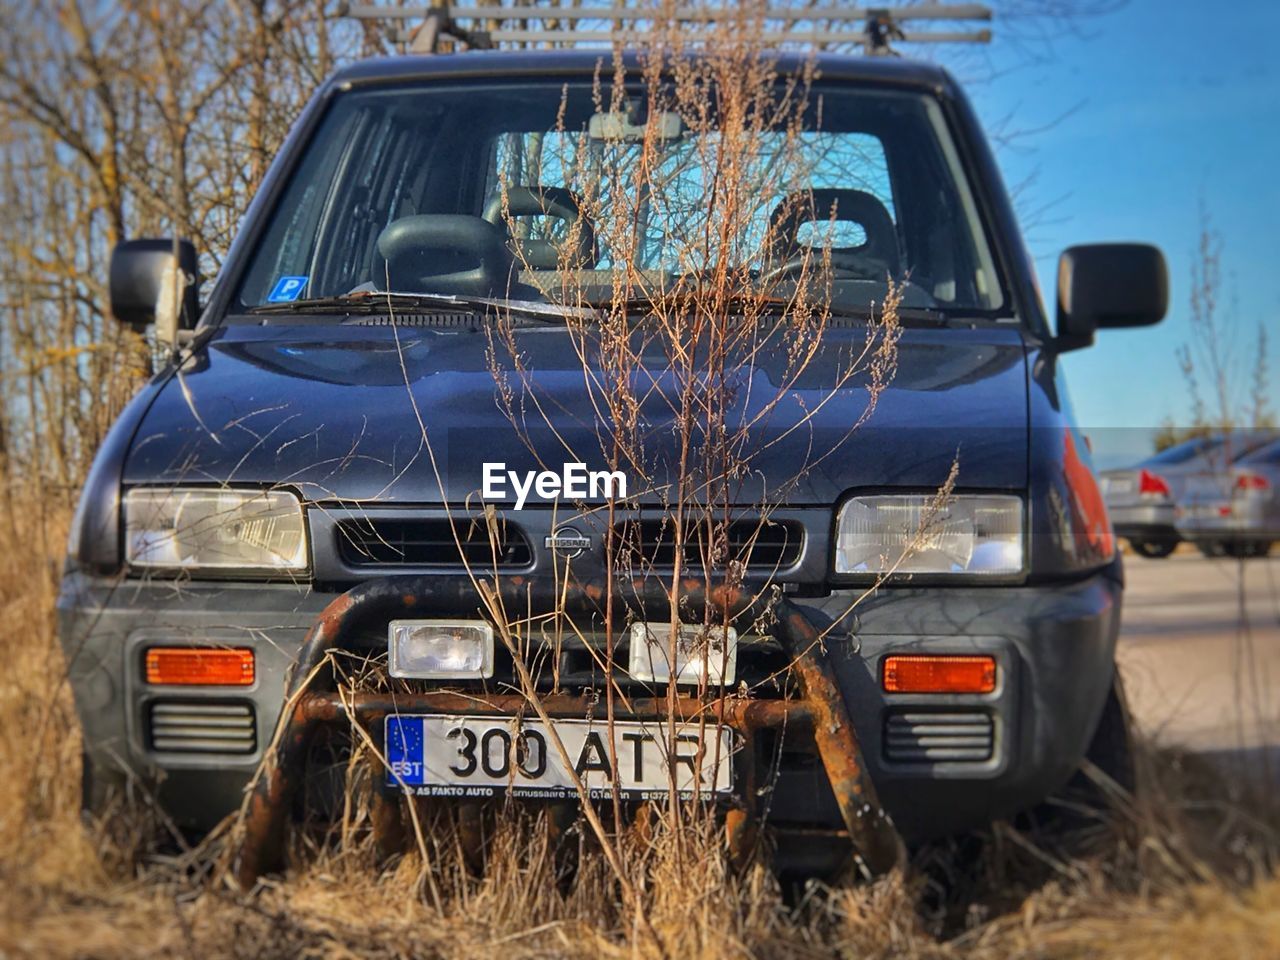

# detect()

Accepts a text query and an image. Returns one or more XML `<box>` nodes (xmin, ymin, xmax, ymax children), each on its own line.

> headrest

<box><xmin>766</xmin><ymin>188</ymin><xmax>899</xmax><ymax>275</ymax></box>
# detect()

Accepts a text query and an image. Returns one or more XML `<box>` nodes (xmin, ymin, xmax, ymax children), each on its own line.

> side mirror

<box><xmin>1054</xmin><ymin>243</ymin><xmax>1167</xmax><ymax>352</ymax></box>
<box><xmin>109</xmin><ymin>238</ymin><xmax>200</xmax><ymax>346</ymax></box>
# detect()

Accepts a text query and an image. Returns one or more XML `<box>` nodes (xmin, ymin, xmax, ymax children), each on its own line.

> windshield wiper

<box><xmin>592</xmin><ymin>293</ymin><xmax>796</xmax><ymax>314</ymax></box>
<box><xmin>246</xmin><ymin>290</ymin><xmax>587</xmax><ymax>323</ymax></box>
<box><xmin>250</xmin><ymin>291</ymin><xmax>995</xmax><ymax>328</ymax></box>
<box><xmin>822</xmin><ymin>304</ymin><xmax>953</xmax><ymax>325</ymax></box>
<box><xmin>593</xmin><ymin>294</ymin><xmax>956</xmax><ymax>325</ymax></box>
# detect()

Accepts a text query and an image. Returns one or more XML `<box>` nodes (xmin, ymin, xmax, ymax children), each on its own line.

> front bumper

<box><xmin>59</xmin><ymin>565</ymin><xmax>1122</xmax><ymax>855</ymax></box>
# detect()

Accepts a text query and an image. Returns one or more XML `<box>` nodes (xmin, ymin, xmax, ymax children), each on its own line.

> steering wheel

<box><xmin>376</xmin><ymin>215</ymin><xmax>514</xmax><ymax>297</ymax></box>
<box><xmin>483</xmin><ymin>186</ymin><xmax>597</xmax><ymax>270</ymax></box>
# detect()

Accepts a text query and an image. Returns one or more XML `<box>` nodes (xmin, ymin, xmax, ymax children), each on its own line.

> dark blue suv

<box><xmin>59</xmin><ymin>50</ymin><xmax>1168</xmax><ymax>879</ymax></box>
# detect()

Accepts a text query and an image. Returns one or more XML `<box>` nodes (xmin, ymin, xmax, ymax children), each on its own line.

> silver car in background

<box><xmin>1101</xmin><ymin>433</ymin><xmax>1273</xmax><ymax>558</ymax></box>
<box><xmin>1176</xmin><ymin>438</ymin><xmax>1280</xmax><ymax>558</ymax></box>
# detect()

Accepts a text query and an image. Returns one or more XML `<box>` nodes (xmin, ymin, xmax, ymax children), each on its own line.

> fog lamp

<box><xmin>628</xmin><ymin>622</ymin><xmax>737</xmax><ymax>686</ymax></box>
<box><xmin>388</xmin><ymin>620</ymin><xmax>494</xmax><ymax>679</ymax></box>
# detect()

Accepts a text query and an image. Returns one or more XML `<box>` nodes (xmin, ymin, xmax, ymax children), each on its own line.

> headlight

<box><xmin>835</xmin><ymin>495</ymin><xmax>1023</xmax><ymax>576</ymax></box>
<box><xmin>124</xmin><ymin>488</ymin><xmax>308</xmax><ymax>574</ymax></box>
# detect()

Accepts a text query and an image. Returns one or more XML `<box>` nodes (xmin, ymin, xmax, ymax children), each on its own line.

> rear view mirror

<box><xmin>109</xmin><ymin>238</ymin><xmax>200</xmax><ymax>346</ymax></box>
<box><xmin>1054</xmin><ymin>243</ymin><xmax>1167</xmax><ymax>352</ymax></box>
<box><xmin>588</xmin><ymin>109</ymin><xmax>683</xmax><ymax>142</ymax></box>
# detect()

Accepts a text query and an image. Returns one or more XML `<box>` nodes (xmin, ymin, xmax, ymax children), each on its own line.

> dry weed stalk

<box><xmin>472</xmin><ymin>2</ymin><xmax>907</xmax><ymax>894</ymax></box>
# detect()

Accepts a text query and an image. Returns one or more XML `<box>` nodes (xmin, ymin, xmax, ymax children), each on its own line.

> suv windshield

<box><xmin>236</xmin><ymin>80</ymin><xmax>1006</xmax><ymax>315</ymax></box>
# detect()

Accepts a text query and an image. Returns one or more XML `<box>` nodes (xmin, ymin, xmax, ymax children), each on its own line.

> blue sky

<box><xmin>951</xmin><ymin>0</ymin><xmax>1279</xmax><ymax>464</ymax></box>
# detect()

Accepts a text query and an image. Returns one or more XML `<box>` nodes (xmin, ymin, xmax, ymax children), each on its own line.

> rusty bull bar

<box><xmin>230</xmin><ymin>576</ymin><xmax>905</xmax><ymax>886</ymax></box>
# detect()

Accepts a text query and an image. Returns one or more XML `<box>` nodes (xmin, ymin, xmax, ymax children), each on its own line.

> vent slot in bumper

<box><xmin>883</xmin><ymin>711</ymin><xmax>993</xmax><ymax>763</ymax></box>
<box><xmin>336</xmin><ymin>517</ymin><xmax>533</xmax><ymax>568</ymax></box>
<box><xmin>148</xmin><ymin>701</ymin><xmax>256</xmax><ymax>754</ymax></box>
<box><xmin>343</xmin><ymin>311</ymin><xmax>484</xmax><ymax>328</ymax></box>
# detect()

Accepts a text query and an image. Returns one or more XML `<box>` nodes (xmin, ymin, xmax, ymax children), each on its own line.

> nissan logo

<box><xmin>544</xmin><ymin>525</ymin><xmax>591</xmax><ymax>560</ymax></box>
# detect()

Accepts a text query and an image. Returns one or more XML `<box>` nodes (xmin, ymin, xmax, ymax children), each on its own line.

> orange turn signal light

<box><xmin>145</xmin><ymin>647</ymin><xmax>255</xmax><ymax>686</ymax></box>
<box><xmin>882</xmin><ymin>655</ymin><xmax>996</xmax><ymax>694</ymax></box>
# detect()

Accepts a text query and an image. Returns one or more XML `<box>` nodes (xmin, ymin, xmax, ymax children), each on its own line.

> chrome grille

<box><xmin>148</xmin><ymin>701</ymin><xmax>256</xmax><ymax>754</ymax></box>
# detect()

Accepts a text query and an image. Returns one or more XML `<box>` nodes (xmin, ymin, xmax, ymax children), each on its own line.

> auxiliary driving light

<box><xmin>882</xmin><ymin>654</ymin><xmax>997</xmax><ymax>694</ymax></box>
<box><xmin>388</xmin><ymin>620</ymin><xmax>494</xmax><ymax>679</ymax></box>
<box><xmin>145</xmin><ymin>647</ymin><xmax>255</xmax><ymax>686</ymax></box>
<box><xmin>628</xmin><ymin>621</ymin><xmax>738</xmax><ymax>686</ymax></box>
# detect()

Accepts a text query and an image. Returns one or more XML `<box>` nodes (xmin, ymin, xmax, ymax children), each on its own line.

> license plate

<box><xmin>1104</xmin><ymin>478</ymin><xmax>1134</xmax><ymax>495</ymax></box>
<box><xmin>384</xmin><ymin>714</ymin><xmax>734</xmax><ymax>799</ymax></box>
<box><xmin>1181</xmin><ymin>503</ymin><xmax>1225</xmax><ymax>519</ymax></box>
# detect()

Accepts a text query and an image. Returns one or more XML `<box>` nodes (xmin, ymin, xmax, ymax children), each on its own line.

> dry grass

<box><xmin>1</xmin><ymin>3</ymin><xmax>1275</xmax><ymax>955</ymax></box>
<box><xmin>0</xmin><ymin>510</ymin><xmax>1277</xmax><ymax>959</ymax></box>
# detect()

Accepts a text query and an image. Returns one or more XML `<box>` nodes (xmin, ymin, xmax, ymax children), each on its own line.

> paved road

<box><xmin>1117</xmin><ymin>549</ymin><xmax>1280</xmax><ymax>772</ymax></box>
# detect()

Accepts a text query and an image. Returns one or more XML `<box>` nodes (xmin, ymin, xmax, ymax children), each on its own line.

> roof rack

<box><xmin>341</xmin><ymin>3</ymin><xmax>993</xmax><ymax>57</ymax></box>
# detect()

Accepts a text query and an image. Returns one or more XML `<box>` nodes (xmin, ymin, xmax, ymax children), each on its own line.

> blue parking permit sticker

<box><xmin>385</xmin><ymin>715</ymin><xmax>425</xmax><ymax>786</ymax></box>
<box><xmin>266</xmin><ymin>275</ymin><xmax>309</xmax><ymax>303</ymax></box>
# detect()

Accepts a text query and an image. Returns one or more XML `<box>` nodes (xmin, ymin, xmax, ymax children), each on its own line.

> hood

<box><xmin>123</xmin><ymin>321</ymin><xmax>1029</xmax><ymax>505</ymax></box>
